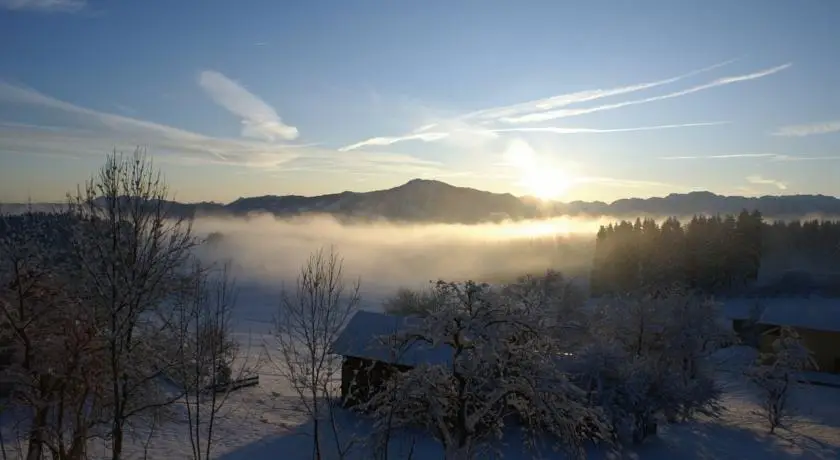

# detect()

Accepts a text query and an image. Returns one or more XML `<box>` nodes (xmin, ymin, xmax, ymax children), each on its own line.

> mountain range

<box><xmin>3</xmin><ymin>179</ymin><xmax>840</xmax><ymax>224</ymax></box>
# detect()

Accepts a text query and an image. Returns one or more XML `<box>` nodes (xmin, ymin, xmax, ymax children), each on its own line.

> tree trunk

<box><xmin>444</xmin><ymin>444</ymin><xmax>472</xmax><ymax>460</ymax></box>
<box><xmin>111</xmin><ymin>422</ymin><xmax>123</xmax><ymax>460</ymax></box>
<box><xmin>25</xmin><ymin>407</ymin><xmax>49</xmax><ymax>460</ymax></box>
<box><xmin>312</xmin><ymin>403</ymin><xmax>321</xmax><ymax>460</ymax></box>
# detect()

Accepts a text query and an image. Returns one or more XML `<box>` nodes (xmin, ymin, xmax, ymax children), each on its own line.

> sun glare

<box><xmin>523</xmin><ymin>168</ymin><xmax>573</xmax><ymax>201</ymax></box>
<box><xmin>504</xmin><ymin>139</ymin><xmax>576</xmax><ymax>201</ymax></box>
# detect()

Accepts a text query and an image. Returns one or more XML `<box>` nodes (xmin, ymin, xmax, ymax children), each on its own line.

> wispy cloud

<box><xmin>340</xmin><ymin>60</ymin><xmax>786</xmax><ymax>151</ymax></box>
<box><xmin>772</xmin><ymin>154</ymin><xmax>840</xmax><ymax>162</ymax></box>
<box><xmin>339</xmin><ymin>132</ymin><xmax>451</xmax><ymax>152</ymax></box>
<box><xmin>339</xmin><ymin>121</ymin><xmax>726</xmax><ymax>152</ymax></box>
<box><xmin>0</xmin><ymin>81</ymin><xmax>443</xmax><ymax>177</ymax></box>
<box><xmin>747</xmin><ymin>175</ymin><xmax>788</xmax><ymax>190</ymax></box>
<box><xmin>501</xmin><ymin>63</ymin><xmax>791</xmax><ymax>124</ymax></box>
<box><xmin>659</xmin><ymin>153</ymin><xmax>779</xmax><ymax>160</ymax></box>
<box><xmin>575</xmin><ymin>176</ymin><xmax>678</xmax><ymax>190</ymax></box>
<box><xmin>493</xmin><ymin>121</ymin><xmax>728</xmax><ymax>135</ymax></box>
<box><xmin>0</xmin><ymin>0</ymin><xmax>85</xmax><ymax>12</ymax></box>
<box><xmin>198</xmin><ymin>70</ymin><xmax>299</xmax><ymax>142</ymax></box>
<box><xmin>659</xmin><ymin>153</ymin><xmax>840</xmax><ymax>162</ymax></box>
<box><xmin>772</xmin><ymin>120</ymin><xmax>840</xmax><ymax>137</ymax></box>
<box><xmin>462</xmin><ymin>59</ymin><xmax>737</xmax><ymax>122</ymax></box>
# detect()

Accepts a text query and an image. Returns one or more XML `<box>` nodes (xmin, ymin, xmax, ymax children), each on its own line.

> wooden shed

<box><xmin>724</xmin><ymin>297</ymin><xmax>840</xmax><ymax>374</ymax></box>
<box><xmin>330</xmin><ymin>310</ymin><xmax>452</xmax><ymax>407</ymax></box>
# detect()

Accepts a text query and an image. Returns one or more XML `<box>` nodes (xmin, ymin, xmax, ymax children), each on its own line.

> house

<box><xmin>330</xmin><ymin>310</ymin><xmax>452</xmax><ymax>407</ymax></box>
<box><xmin>723</xmin><ymin>297</ymin><xmax>840</xmax><ymax>374</ymax></box>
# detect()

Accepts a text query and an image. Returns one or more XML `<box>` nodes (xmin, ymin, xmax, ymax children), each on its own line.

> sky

<box><xmin>1</xmin><ymin>0</ymin><xmax>839</xmax><ymax>204</ymax></box>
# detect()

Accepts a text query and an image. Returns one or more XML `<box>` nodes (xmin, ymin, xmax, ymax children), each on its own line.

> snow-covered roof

<box><xmin>721</xmin><ymin>298</ymin><xmax>840</xmax><ymax>333</ymax></box>
<box><xmin>331</xmin><ymin>310</ymin><xmax>453</xmax><ymax>368</ymax></box>
<box><xmin>721</xmin><ymin>300</ymin><xmax>757</xmax><ymax>321</ymax></box>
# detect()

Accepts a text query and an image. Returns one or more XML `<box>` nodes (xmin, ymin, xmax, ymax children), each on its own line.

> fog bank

<box><xmin>192</xmin><ymin>213</ymin><xmax>607</xmax><ymax>297</ymax></box>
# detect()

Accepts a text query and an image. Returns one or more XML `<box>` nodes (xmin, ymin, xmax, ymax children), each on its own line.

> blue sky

<box><xmin>1</xmin><ymin>0</ymin><xmax>839</xmax><ymax>203</ymax></box>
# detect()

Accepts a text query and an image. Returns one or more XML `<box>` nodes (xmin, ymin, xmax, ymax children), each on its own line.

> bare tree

<box><xmin>0</xmin><ymin>211</ymin><xmax>109</xmax><ymax>460</ymax></box>
<box><xmin>175</xmin><ymin>260</ymin><xmax>252</xmax><ymax>460</ymax></box>
<box><xmin>382</xmin><ymin>285</ymin><xmax>442</xmax><ymax>317</ymax></box>
<box><xmin>271</xmin><ymin>247</ymin><xmax>360</xmax><ymax>460</ymax></box>
<box><xmin>746</xmin><ymin>326</ymin><xmax>815</xmax><ymax>433</ymax></box>
<box><xmin>66</xmin><ymin>151</ymin><xmax>199</xmax><ymax>459</ymax></box>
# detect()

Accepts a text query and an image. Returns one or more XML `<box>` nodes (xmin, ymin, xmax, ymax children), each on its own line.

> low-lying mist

<box><xmin>191</xmin><ymin>213</ymin><xmax>611</xmax><ymax>298</ymax></box>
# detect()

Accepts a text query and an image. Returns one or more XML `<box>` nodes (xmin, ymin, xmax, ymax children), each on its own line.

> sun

<box><xmin>503</xmin><ymin>139</ymin><xmax>576</xmax><ymax>201</ymax></box>
<box><xmin>523</xmin><ymin>168</ymin><xmax>573</xmax><ymax>201</ymax></box>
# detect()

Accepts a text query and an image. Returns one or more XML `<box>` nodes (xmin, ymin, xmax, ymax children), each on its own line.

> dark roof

<box><xmin>331</xmin><ymin>310</ymin><xmax>453</xmax><ymax>368</ymax></box>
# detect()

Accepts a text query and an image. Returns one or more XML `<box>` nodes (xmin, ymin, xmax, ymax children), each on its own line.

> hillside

<box><xmin>4</xmin><ymin>179</ymin><xmax>840</xmax><ymax>223</ymax></box>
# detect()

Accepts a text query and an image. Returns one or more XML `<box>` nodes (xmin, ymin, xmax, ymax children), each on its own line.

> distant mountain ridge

<box><xmin>3</xmin><ymin>179</ymin><xmax>840</xmax><ymax>223</ymax></box>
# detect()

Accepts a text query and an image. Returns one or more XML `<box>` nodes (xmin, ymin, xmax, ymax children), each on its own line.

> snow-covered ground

<box><xmin>3</xmin><ymin>286</ymin><xmax>839</xmax><ymax>460</ymax></box>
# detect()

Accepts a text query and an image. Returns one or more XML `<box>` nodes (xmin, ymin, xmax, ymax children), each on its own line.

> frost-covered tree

<box><xmin>582</xmin><ymin>290</ymin><xmax>728</xmax><ymax>437</ymax></box>
<box><xmin>0</xmin><ymin>211</ymin><xmax>107</xmax><ymax>460</ymax></box>
<box><xmin>173</xmin><ymin>261</ymin><xmax>247</xmax><ymax>460</ymax></box>
<box><xmin>500</xmin><ymin>270</ymin><xmax>587</xmax><ymax>339</ymax></box>
<box><xmin>65</xmin><ymin>151</ymin><xmax>200</xmax><ymax>460</ymax></box>
<box><xmin>365</xmin><ymin>280</ymin><xmax>607</xmax><ymax>460</ymax></box>
<box><xmin>272</xmin><ymin>247</ymin><xmax>360</xmax><ymax>460</ymax></box>
<box><xmin>746</xmin><ymin>326</ymin><xmax>815</xmax><ymax>433</ymax></box>
<box><xmin>382</xmin><ymin>285</ymin><xmax>442</xmax><ymax>317</ymax></box>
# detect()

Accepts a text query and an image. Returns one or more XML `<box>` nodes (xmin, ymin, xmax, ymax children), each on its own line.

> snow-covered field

<box><xmin>3</xmin><ymin>286</ymin><xmax>839</xmax><ymax>459</ymax></box>
<box><xmin>16</xmin><ymin>344</ymin><xmax>834</xmax><ymax>460</ymax></box>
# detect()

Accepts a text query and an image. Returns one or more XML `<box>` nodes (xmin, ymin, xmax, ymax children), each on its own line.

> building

<box><xmin>330</xmin><ymin>310</ymin><xmax>452</xmax><ymax>407</ymax></box>
<box><xmin>723</xmin><ymin>297</ymin><xmax>840</xmax><ymax>374</ymax></box>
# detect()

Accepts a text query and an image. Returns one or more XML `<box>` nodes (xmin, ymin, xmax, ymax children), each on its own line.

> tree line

<box><xmin>590</xmin><ymin>211</ymin><xmax>840</xmax><ymax>297</ymax></box>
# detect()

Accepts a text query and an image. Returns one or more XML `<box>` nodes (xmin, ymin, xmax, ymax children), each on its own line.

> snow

<box><xmin>4</xmin><ymin>291</ymin><xmax>840</xmax><ymax>460</ymax></box>
<box><xmin>130</xmin><ymin>359</ymin><xmax>840</xmax><ymax>460</ymax></box>
<box><xmin>330</xmin><ymin>310</ymin><xmax>454</xmax><ymax>367</ymax></box>
<box><xmin>7</xmin><ymin>339</ymin><xmax>835</xmax><ymax>460</ymax></box>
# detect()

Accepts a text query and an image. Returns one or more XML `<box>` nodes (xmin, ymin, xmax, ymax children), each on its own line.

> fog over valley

<box><xmin>192</xmin><ymin>213</ymin><xmax>602</xmax><ymax>326</ymax></box>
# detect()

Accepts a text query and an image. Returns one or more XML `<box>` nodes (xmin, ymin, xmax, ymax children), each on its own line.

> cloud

<box><xmin>747</xmin><ymin>175</ymin><xmax>788</xmax><ymax>190</ymax></box>
<box><xmin>339</xmin><ymin>60</ymin><xmax>784</xmax><ymax>152</ymax></box>
<box><xmin>198</xmin><ymin>70</ymin><xmax>299</xmax><ymax>142</ymax></box>
<box><xmin>772</xmin><ymin>120</ymin><xmax>840</xmax><ymax>137</ymax></box>
<box><xmin>0</xmin><ymin>81</ymin><xmax>441</xmax><ymax>176</ymax></box>
<box><xmin>772</xmin><ymin>154</ymin><xmax>840</xmax><ymax>162</ymax></box>
<box><xmin>462</xmin><ymin>59</ymin><xmax>737</xmax><ymax>122</ymax></box>
<box><xmin>501</xmin><ymin>63</ymin><xmax>791</xmax><ymax>124</ymax></box>
<box><xmin>658</xmin><ymin>153</ymin><xmax>840</xmax><ymax>162</ymax></box>
<box><xmin>0</xmin><ymin>0</ymin><xmax>84</xmax><ymax>12</ymax></box>
<box><xmin>493</xmin><ymin>121</ymin><xmax>728</xmax><ymax>135</ymax></box>
<box><xmin>575</xmin><ymin>176</ymin><xmax>678</xmax><ymax>190</ymax></box>
<box><xmin>659</xmin><ymin>153</ymin><xmax>779</xmax><ymax>160</ymax></box>
<box><xmin>339</xmin><ymin>132</ymin><xmax>451</xmax><ymax>152</ymax></box>
<box><xmin>339</xmin><ymin>120</ymin><xmax>725</xmax><ymax>152</ymax></box>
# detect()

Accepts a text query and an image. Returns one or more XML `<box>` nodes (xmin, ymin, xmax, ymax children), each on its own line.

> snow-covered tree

<box><xmin>365</xmin><ymin>280</ymin><xmax>607</xmax><ymax>460</ymax></box>
<box><xmin>500</xmin><ymin>270</ymin><xmax>588</xmax><ymax>345</ymax></box>
<box><xmin>382</xmin><ymin>285</ymin><xmax>442</xmax><ymax>317</ymax></box>
<box><xmin>746</xmin><ymin>326</ymin><xmax>815</xmax><ymax>433</ymax></box>
<box><xmin>65</xmin><ymin>151</ymin><xmax>200</xmax><ymax>460</ymax></box>
<box><xmin>581</xmin><ymin>290</ymin><xmax>729</xmax><ymax>437</ymax></box>
<box><xmin>0</xmin><ymin>211</ymin><xmax>111</xmax><ymax>460</ymax></box>
<box><xmin>271</xmin><ymin>246</ymin><xmax>360</xmax><ymax>460</ymax></box>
